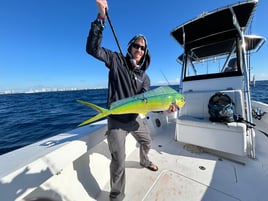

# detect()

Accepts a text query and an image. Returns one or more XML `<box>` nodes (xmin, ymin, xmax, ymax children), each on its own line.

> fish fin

<box><xmin>77</xmin><ymin>100</ymin><xmax>106</xmax><ymax>113</ymax></box>
<box><xmin>78</xmin><ymin>113</ymin><xmax>107</xmax><ymax>126</ymax></box>
<box><xmin>77</xmin><ymin>100</ymin><xmax>109</xmax><ymax>126</ymax></box>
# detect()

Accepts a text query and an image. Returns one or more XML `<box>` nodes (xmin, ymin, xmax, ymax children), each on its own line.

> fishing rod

<box><xmin>160</xmin><ymin>69</ymin><xmax>171</xmax><ymax>85</ymax></box>
<box><xmin>105</xmin><ymin>9</ymin><xmax>124</xmax><ymax>56</ymax></box>
<box><xmin>105</xmin><ymin>9</ymin><xmax>138</xmax><ymax>93</ymax></box>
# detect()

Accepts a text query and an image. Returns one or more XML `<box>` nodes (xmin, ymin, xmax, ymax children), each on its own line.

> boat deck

<box><xmin>1</xmin><ymin>107</ymin><xmax>267</xmax><ymax>201</ymax></box>
<box><xmin>96</xmin><ymin>114</ymin><xmax>268</xmax><ymax>201</ymax></box>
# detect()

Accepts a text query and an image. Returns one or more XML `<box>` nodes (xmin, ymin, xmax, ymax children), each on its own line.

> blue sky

<box><xmin>0</xmin><ymin>0</ymin><xmax>267</xmax><ymax>92</ymax></box>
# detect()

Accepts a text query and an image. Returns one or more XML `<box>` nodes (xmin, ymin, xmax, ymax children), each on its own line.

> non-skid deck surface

<box><xmin>96</xmin><ymin>128</ymin><xmax>249</xmax><ymax>201</ymax></box>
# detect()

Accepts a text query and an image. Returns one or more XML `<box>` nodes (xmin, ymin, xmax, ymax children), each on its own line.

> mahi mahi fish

<box><xmin>77</xmin><ymin>86</ymin><xmax>185</xmax><ymax>126</ymax></box>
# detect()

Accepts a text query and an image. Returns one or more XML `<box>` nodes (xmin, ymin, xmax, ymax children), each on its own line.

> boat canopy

<box><xmin>171</xmin><ymin>0</ymin><xmax>260</xmax><ymax>61</ymax></box>
<box><xmin>244</xmin><ymin>34</ymin><xmax>266</xmax><ymax>53</ymax></box>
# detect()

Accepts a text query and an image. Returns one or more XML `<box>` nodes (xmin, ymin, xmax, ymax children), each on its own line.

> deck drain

<box><xmin>199</xmin><ymin>166</ymin><xmax>206</xmax><ymax>170</ymax></box>
<box><xmin>155</xmin><ymin>119</ymin><xmax>161</xmax><ymax>127</ymax></box>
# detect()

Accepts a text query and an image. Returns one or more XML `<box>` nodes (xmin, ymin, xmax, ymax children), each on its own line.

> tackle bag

<box><xmin>208</xmin><ymin>92</ymin><xmax>234</xmax><ymax>123</ymax></box>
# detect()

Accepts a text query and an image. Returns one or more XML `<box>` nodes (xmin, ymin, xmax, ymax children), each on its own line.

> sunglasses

<box><xmin>132</xmin><ymin>43</ymin><xmax>146</xmax><ymax>51</ymax></box>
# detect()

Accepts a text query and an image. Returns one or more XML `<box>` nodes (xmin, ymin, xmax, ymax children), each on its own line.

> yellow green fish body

<box><xmin>77</xmin><ymin>86</ymin><xmax>185</xmax><ymax>126</ymax></box>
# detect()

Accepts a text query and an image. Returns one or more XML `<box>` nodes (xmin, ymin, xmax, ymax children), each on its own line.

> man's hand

<box><xmin>96</xmin><ymin>0</ymin><xmax>108</xmax><ymax>18</ymax></box>
<box><xmin>167</xmin><ymin>103</ymin><xmax>178</xmax><ymax>113</ymax></box>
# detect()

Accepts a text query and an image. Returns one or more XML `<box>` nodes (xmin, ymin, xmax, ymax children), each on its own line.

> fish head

<box><xmin>173</xmin><ymin>94</ymin><xmax>185</xmax><ymax>108</ymax></box>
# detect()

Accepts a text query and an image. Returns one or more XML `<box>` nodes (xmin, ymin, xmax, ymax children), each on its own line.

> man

<box><xmin>86</xmin><ymin>0</ymin><xmax>159</xmax><ymax>200</ymax></box>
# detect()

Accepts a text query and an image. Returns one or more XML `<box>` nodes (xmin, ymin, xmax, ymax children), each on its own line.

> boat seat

<box><xmin>176</xmin><ymin>89</ymin><xmax>247</xmax><ymax>156</ymax></box>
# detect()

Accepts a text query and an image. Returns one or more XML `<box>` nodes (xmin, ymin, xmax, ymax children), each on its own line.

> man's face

<box><xmin>131</xmin><ymin>37</ymin><xmax>145</xmax><ymax>64</ymax></box>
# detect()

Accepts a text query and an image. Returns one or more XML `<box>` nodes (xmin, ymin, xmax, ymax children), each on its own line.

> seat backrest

<box><xmin>180</xmin><ymin>89</ymin><xmax>245</xmax><ymax>119</ymax></box>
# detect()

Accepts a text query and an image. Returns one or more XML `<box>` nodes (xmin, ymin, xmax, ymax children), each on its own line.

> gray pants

<box><xmin>106</xmin><ymin>115</ymin><xmax>151</xmax><ymax>201</ymax></box>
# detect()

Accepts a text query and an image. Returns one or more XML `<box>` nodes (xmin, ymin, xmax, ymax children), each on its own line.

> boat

<box><xmin>1</xmin><ymin>0</ymin><xmax>267</xmax><ymax>200</ymax></box>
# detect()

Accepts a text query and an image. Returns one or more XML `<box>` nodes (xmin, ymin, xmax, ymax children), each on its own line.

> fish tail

<box><xmin>77</xmin><ymin>100</ymin><xmax>109</xmax><ymax>126</ymax></box>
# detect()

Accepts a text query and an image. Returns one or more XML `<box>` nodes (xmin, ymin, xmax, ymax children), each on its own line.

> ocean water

<box><xmin>0</xmin><ymin>88</ymin><xmax>108</xmax><ymax>155</ymax></box>
<box><xmin>0</xmin><ymin>82</ymin><xmax>267</xmax><ymax>155</ymax></box>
